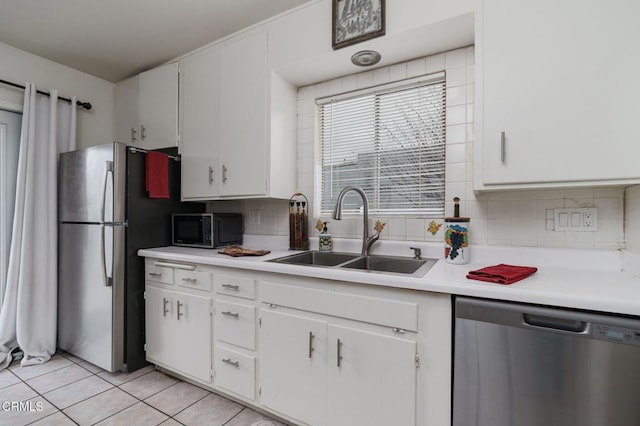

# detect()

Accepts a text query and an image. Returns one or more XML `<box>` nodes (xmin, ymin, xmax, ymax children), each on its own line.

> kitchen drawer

<box><xmin>214</xmin><ymin>346</ymin><xmax>256</xmax><ymax>400</ymax></box>
<box><xmin>176</xmin><ymin>269</ymin><xmax>212</xmax><ymax>292</ymax></box>
<box><xmin>145</xmin><ymin>264</ymin><xmax>174</xmax><ymax>285</ymax></box>
<box><xmin>214</xmin><ymin>299</ymin><xmax>256</xmax><ymax>350</ymax></box>
<box><xmin>214</xmin><ymin>274</ymin><xmax>256</xmax><ymax>300</ymax></box>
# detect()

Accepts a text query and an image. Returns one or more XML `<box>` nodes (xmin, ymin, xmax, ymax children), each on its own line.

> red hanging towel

<box><xmin>466</xmin><ymin>264</ymin><xmax>538</xmax><ymax>285</ymax></box>
<box><xmin>145</xmin><ymin>151</ymin><xmax>170</xmax><ymax>199</ymax></box>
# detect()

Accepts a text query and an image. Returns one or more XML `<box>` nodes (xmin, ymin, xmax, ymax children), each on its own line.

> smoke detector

<box><xmin>351</xmin><ymin>50</ymin><xmax>382</xmax><ymax>67</ymax></box>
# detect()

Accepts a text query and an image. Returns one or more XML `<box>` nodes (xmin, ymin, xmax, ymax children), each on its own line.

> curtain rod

<box><xmin>0</xmin><ymin>78</ymin><xmax>92</xmax><ymax>110</ymax></box>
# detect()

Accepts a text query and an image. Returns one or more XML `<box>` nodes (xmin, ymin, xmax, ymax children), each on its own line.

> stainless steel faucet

<box><xmin>332</xmin><ymin>186</ymin><xmax>380</xmax><ymax>256</ymax></box>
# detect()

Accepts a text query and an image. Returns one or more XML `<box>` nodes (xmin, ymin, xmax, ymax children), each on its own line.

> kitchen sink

<box><xmin>340</xmin><ymin>255</ymin><xmax>437</xmax><ymax>277</ymax></box>
<box><xmin>269</xmin><ymin>251</ymin><xmax>361</xmax><ymax>266</ymax></box>
<box><xmin>269</xmin><ymin>251</ymin><xmax>437</xmax><ymax>277</ymax></box>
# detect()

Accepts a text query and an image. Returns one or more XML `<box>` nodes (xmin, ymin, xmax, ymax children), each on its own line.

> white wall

<box><xmin>0</xmin><ymin>41</ymin><xmax>114</xmax><ymax>148</ymax></box>
<box><xmin>268</xmin><ymin>0</ymin><xmax>475</xmax><ymax>86</ymax></box>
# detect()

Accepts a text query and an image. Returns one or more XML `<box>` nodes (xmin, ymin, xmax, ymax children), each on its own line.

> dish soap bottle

<box><xmin>319</xmin><ymin>222</ymin><xmax>333</xmax><ymax>252</ymax></box>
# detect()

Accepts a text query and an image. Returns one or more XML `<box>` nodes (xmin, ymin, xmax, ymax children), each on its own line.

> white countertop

<box><xmin>138</xmin><ymin>236</ymin><xmax>640</xmax><ymax>316</ymax></box>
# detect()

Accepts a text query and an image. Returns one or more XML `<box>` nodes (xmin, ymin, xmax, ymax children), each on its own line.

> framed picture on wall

<box><xmin>332</xmin><ymin>0</ymin><xmax>385</xmax><ymax>50</ymax></box>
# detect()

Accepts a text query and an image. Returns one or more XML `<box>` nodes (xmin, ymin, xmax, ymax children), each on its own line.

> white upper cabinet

<box><xmin>218</xmin><ymin>30</ymin><xmax>268</xmax><ymax>197</ymax></box>
<box><xmin>179</xmin><ymin>28</ymin><xmax>297</xmax><ymax>201</ymax></box>
<box><xmin>180</xmin><ymin>46</ymin><xmax>220</xmax><ymax>199</ymax></box>
<box><xmin>114</xmin><ymin>62</ymin><xmax>179</xmax><ymax>150</ymax></box>
<box><xmin>138</xmin><ymin>62</ymin><xmax>179</xmax><ymax>150</ymax></box>
<box><xmin>475</xmin><ymin>0</ymin><xmax>640</xmax><ymax>190</ymax></box>
<box><xmin>114</xmin><ymin>75</ymin><xmax>140</xmax><ymax>145</ymax></box>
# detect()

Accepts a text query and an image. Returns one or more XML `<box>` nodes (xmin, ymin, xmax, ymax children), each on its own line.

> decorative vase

<box><xmin>444</xmin><ymin>218</ymin><xmax>470</xmax><ymax>264</ymax></box>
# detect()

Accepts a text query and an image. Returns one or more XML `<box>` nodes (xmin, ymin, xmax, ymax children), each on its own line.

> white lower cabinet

<box><xmin>326</xmin><ymin>324</ymin><xmax>416</xmax><ymax>426</ymax></box>
<box><xmin>259</xmin><ymin>279</ymin><xmax>427</xmax><ymax>426</ymax></box>
<box><xmin>143</xmin><ymin>257</ymin><xmax>451</xmax><ymax>426</ymax></box>
<box><xmin>144</xmin><ymin>285</ymin><xmax>212</xmax><ymax>383</ymax></box>
<box><xmin>260</xmin><ymin>308</ymin><xmax>417</xmax><ymax>426</ymax></box>
<box><xmin>260</xmin><ymin>309</ymin><xmax>328</xmax><ymax>426</ymax></box>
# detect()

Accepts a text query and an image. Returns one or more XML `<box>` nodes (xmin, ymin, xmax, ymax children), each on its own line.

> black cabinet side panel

<box><xmin>124</xmin><ymin>147</ymin><xmax>205</xmax><ymax>372</ymax></box>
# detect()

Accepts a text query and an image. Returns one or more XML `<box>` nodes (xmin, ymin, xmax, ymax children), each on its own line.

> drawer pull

<box><xmin>163</xmin><ymin>297</ymin><xmax>169</xmax><ymax>317</ymax></box>
<box><xmin>148</xmin><ymin>272</ymin><xmax>161</xmax><ymax>277</ymax></box>
<box><xmin>181</xmin><ymin>277</ymin><xmax>197</xmax><ymax>283</ymax></box>
<box><xmin>392</xmin><ymin>328</ymin><xmax>406</xmax><ymax>334</ymax></box>
<box><xmin>154</xmin><ymin>261</ymin><xmax>196</xmax><ymax>271</ymax></box>
<box><xmin>222</xmin><ymin>358</ymin><xmax>239</xmax><ymax>368</ymax></box>
<box><xmin>221</xmin><ymin>284</ymin><xmax>240</xmax><ymax>290</ymax></box>
<box><xmin>176</xmin><ymin>300</ymin><xmax>184</xmax><ymax>320</ymax></box>
<box><xmin>222</xmin><ymin>311</ymin><xmax>240</xmax><ymax>318</ymax></box>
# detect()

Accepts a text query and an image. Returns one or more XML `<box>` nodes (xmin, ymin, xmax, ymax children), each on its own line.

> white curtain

<box><xmin>0</xmin><ymin>83</ymin><xmax>76</xmax><ymax>369</ymax></box>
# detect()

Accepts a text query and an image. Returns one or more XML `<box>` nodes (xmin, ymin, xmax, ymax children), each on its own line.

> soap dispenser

<box><xmin>318</xmin><ymin>222</ymin><xmax>333</xmax><ymax>252</ymax></box>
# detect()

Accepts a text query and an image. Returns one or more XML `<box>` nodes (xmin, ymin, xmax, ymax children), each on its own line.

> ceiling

<box><xmin>0</xmin><ymin>0</ymin><xmax>312</xmax><ymax>83</ymax></box>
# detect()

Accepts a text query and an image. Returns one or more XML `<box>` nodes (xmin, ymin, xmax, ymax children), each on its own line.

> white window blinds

<box><xmin>317</xmin><ymin>73</ymin><xmax>446</xmax><ymax>216</ymax></box>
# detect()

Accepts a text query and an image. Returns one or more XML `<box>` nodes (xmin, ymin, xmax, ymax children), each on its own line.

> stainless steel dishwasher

<box><xmin>453</xmin><ymin>296</ymin><xmax>640</xmax><ymax>426</ymax></box>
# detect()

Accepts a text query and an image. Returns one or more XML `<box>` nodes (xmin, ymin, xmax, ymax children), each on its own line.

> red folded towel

<box><xmin>466</xmin><ymin>264</ymin><xmax>538</xmax><ymax>285</ymax></box>
<box><xmin>145</xmin><ymin>151</ymin><xmax>170</xmax><ymax>199</ymax></box>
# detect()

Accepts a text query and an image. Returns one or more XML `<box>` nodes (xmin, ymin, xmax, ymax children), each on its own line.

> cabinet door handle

<box><xmin>181</xmin><ymin>277</ymin><xmax>197</xmax><ymax>283</ymax></box>
<box><xmin>140</xmin><ymin>125</ymin><xmax>146</xmax><ymax>140</ymax></box>
<box><xmin>221</xmin><ymin>311</ymin><xmax>239</xmax><ymax>318</ymax></box>
<box><xmin>131</xmin><ymin>127</ymin><xmax>137</xmax><ymax>143</ymax></box>
<box><xmin>222</xmin><ymin>164</ymin><xmax>228</xmax><ymax>184</ymax></box>
<box><xmin>222</xmin><ymin>358</ymin><xmax>240</xmax><ymax>368</ymax></box>
<box><xmin>162</xmin><ymin>297</ymin><xmax>169</xmax><ymax>317</ymax></box>
<box><xmin>208</xmin><ymin>166</ymin><xmax>214</xmax><ymax>185</ymax></box>
<box><xmin>308</xmin><ymin>331</ymin><xmax>315</xmax><ymax>359</ymax></box>
<box><xmin>337</xmin><ymin>338</ymin><xmax>343</xmax><ymax>367</ymax></box>
<box><xmin>176</xmin><ymin>300</ymin><xmax>184</xmax><ymax>320</ymax></box>
<box><xmin>221</xmin><ymin>283</ymin><xmax>239</xmax><ymax>290</ymax></box>
<box><xmin>500</xmin><ymin>131</ymin><xmax>506</xmax><ymax>163</ymax></box>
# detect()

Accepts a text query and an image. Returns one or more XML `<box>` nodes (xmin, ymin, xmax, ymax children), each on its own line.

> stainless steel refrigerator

<box><xmin>58</xmin><ymin>142</ymin><xmax>203</xmax><ymax>372</ymax></box>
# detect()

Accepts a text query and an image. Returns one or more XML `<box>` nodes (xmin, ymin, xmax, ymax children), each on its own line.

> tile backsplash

<box><xmin>208</xmin><ymin>46</ymin><xmax>632</xmax><ymax>251</ymax></box>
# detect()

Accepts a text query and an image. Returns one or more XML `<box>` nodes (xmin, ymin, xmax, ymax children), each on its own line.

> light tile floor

<box><xmin>0</xmin><ymin>351</ymin><xmax>287</xmax><ymax>426</ymax></box>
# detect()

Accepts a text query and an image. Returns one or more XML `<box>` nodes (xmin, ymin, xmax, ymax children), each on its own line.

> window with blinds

<box><xmin>317</xmin><ymin>73</ymin><xmax>446</xmax><ymax>217</ymax></box>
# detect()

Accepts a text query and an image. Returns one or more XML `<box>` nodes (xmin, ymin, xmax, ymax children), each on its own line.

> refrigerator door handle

<box><xmin>101</xmin><ymin>161</ymin><xmax>113</xmax><ymax>223</ymax></box>
<box><xmin>100</xmin><ymin>224</ymin><xmax>108</xmax><ymax>286</ymax></box>
<box><xmin>100</xmin><ymin>161</ymin><xmax>113</xmax><ymax>288</ymax></box>
<box><xmin>101</xmin><ymin>224</ymin><xmax>112</xmax><ymax>287</ymax></box>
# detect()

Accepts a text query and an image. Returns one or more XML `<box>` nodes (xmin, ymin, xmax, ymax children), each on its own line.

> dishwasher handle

<box><xmin>523</xmin><ymin>313</ymin><xmax>588</xmax><ymax>333</ymax></box>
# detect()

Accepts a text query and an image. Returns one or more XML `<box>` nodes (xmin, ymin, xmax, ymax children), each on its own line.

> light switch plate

<box><xmin>248</xmin><ymin>210</ymin><xmax>261</xmax><ymax>225</ymax></box>
<box><xmin>553</xmin><ymin>207</ymin><xmax>598</xmax><ymax>232</ymax></box>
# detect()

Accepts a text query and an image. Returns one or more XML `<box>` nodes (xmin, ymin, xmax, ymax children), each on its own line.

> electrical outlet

<box><xmin>584</xmin><ymin>210</ymin><xmax>595</xmax><ymax>228</ymax></box>
<box><xmin>554</xmin><ymin>207</ymin><xmax>598</xmax><ymax>232</ymax></box>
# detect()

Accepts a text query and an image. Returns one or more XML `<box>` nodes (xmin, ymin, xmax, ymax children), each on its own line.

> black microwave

<box><xmin>171</xmin><ymin>213</ymin><xmax>243</xmax><ymax>248</ymax></box>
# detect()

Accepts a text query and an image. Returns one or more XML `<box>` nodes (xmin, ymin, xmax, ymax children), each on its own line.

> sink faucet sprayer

<box><xmin>332</xmin><ymin>186</ymin><xmax>380</xmax><ymax>256</ymax></box>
